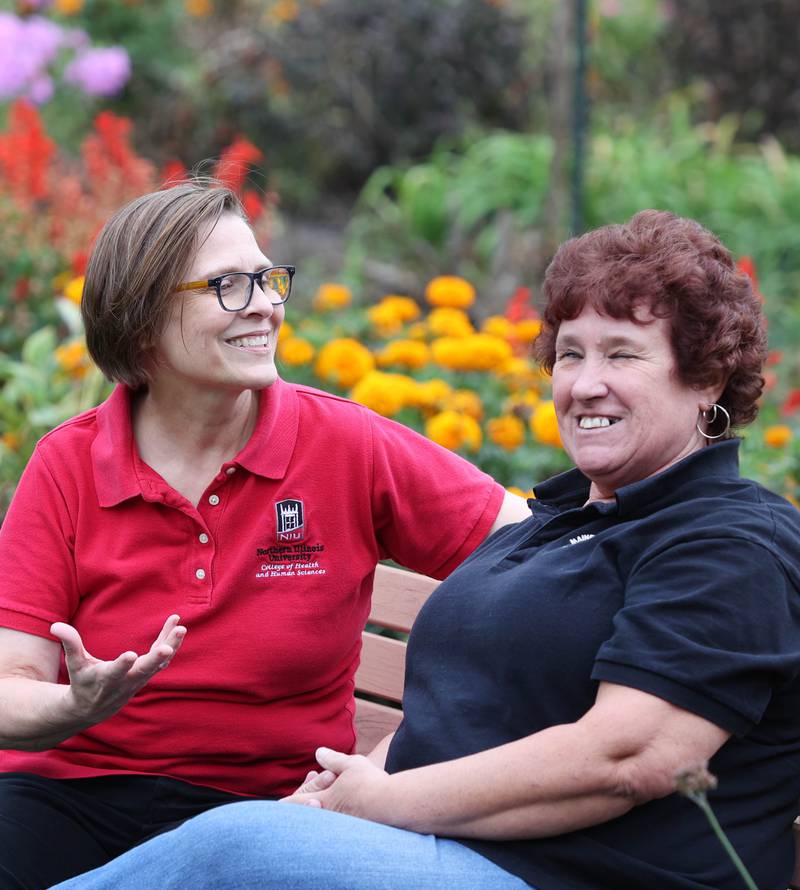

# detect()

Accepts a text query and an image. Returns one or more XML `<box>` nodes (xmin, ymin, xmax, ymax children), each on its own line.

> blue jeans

<box><xmin>50</xmin><ymin>800</ymin><xmax>532</xmax><ymax>889</ymax></box>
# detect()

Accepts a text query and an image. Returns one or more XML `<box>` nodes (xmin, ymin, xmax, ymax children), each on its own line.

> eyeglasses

<box><xmin>176</xmin><ymin>265</ymin><xmax>295</xmax><ymax>312</ymax></box>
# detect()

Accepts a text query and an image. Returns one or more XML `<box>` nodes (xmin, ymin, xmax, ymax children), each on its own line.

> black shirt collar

<box><xmin>533</xmin><ymin>439</ymin><xmax>741</xmax><ymax>515</ymax></box>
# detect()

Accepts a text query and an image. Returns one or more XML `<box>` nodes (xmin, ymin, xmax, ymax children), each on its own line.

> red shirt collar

<box><xmin>91</xmin><ymin>379</ymin><xmax>299</xmax><ymax>507</ymax></box>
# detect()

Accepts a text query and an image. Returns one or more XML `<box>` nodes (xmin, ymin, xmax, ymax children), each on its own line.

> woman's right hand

<box><xmin>50</xmin><ymin>614</ymin><xmax>187</xmax><ymax>725</ymax></box>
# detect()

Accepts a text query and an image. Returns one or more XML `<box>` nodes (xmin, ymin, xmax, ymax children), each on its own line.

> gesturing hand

<box><xmin>50</xmin><ymin>614</ymin><xmax>187</xmax><ymax>727</ymax></box>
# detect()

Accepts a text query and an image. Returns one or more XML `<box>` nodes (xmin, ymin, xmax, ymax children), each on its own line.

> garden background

<box><xmin>1</xmin><ymin>0</ymin><xmax>800</xmax><ymax>518</ymax></box>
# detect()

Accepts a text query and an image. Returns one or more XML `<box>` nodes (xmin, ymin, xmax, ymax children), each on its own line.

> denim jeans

<box><xmin>50</xmin><ymin>800</ymin><xmax>532</xmax><ymax>890</ymax></box>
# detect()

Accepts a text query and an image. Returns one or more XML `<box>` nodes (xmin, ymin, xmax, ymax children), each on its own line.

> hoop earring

<box><xmin>696</xmin><ymin>403</ymin><xmax>731</xmax><ymax>440</ymax></box>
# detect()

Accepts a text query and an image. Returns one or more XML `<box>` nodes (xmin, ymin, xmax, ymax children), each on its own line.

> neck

<box><xmin>133</xmin><ymin>382</ymin><xmax>260</xmax><ymax>465</ymax></box>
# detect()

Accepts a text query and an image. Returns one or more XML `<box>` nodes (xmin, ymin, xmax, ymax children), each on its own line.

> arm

<box><xmin>284</xmin><ymin>681</ymin><xmax>729</xmax><ymax>839</ymax></box>
<box><xmin>0</xmin><ymin>617</ymin><xmax>186</xmax><ymax>751</ymax></box>
<box><xmin>486</xmin><ymin>491</ymin><xmax>529</xmax><ymax>537</ymax></box>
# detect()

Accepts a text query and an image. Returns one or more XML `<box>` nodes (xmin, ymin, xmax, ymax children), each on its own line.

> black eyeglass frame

<box><xmin>176</xmin><ymin>265</ymin><xmax>296</xmax><ymax>312</ymax></box>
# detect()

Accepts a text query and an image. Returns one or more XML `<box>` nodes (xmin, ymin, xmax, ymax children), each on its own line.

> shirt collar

<box><xmin>92</xmin><ymin>378</ymin><xmax>299</xmax><ymax>507</ymax></box>
<box><xmin>533</xmin><ymin>439</ymin><xmax>741</xmax><ymax>516</ymax></box>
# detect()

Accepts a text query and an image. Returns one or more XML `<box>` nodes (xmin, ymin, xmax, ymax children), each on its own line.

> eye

<box><xmin>556</xmin><ymin>349</ymin><xmax>581</xmax><ymax>361</ymax></box>
<box><xmin>610</xmin><ymin>352</ymin><xmax>635</xmax><ymax>360</ymax></box>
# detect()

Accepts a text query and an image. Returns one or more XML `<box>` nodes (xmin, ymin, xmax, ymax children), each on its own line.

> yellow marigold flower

<box><xmin>506</xmin><ymin>485</ymin><xmax>535</xmax><ymax>499</ymax></box>
<box><xmin>1</xmin><ymin>432</ymin><xmax>22</xmax><ymax>452</ymax></box>
<box><xmin>504</xmin><ymin>389</ymin><xmax>541</xmax><ymax>421</ymax></box>
<box><xmin>764</xmin><ymin>425</ymin><xmax>793</xmax><ymax>448</ymax></box>
<box><xmin>406</xmin><ymin>322</ymin><xmax>428</xmax><ymax>340</ymax></box>
<box><xmin>313</xmin><ymin>283</ymin><xmax>352</xmax><ymax>312</ymax></box>
<box><xmin>531</xmin><ymin>400</ymin><xmax>562</xmax><ymax>448</ymax></box>
<box><xmin>380</xmin><ymin>295</ymin><xmax>421</xmax><ymax>322</ymax></box>
<box><xmin>185</xmin><ymin>0</ymin><xmax>212</xmax><ymax>15</ymax></box>
<box><xmin>496</xmin><ymin>356</ymin><xmax>540</xmax><ymax>389</ymax></box>
<box><xmin>488</xmin><ymin>415</ymin><xmax>526</xmax><ymax>451</ymax></box>
<box><xmin>514</xmin><ymin>319</ymin><xmax>542</xmax><ymax>342</ymax></box>
<box><xmin>278</xmin><ymin>321</ymin><xmax>294</xmax><ymax>341</ymax></box>
<box><xmin>446</xmin><ymin>389</ymin><xmax>484</xmax><ymax>420</ymax></box>
<box><xmin>408</xmin><ymin>378</ymin><xmax>453</xmax><ymax>413</ymax></box>
<box><xmin>55</xmin><ymin>340</ymin><xmax>91</xmax><ymax>379</ymax></box>
<box><xmin>425</xmin><ymin>275</ymin><xmax>476</xmax><ymax>309</ymax></box>
<box><xmin>315</xmin><ymin>338</ymin><xmax>375</xmax><ymax>388</ymax></box>
<box><xmin>482</xmin><ymin>315</ymin><xmax>515</xmax><ymax>339</ymax></box>
<box><xmin>428</xmin><ymin>307</ymin><xmax>474</xmax><ymax>338</ymax></box>
<box><xmin>63</xmin><ymin>276</ymin><xmax>84</xmax><ymax>306</ymax></box>
<box><xmin>54</xmin><ymin>0</ymin><xmax>84</xmax><ymax>14</ymax></box>
<box><xmin>350</xmin><ymin>371</ymin><xmax>414</xmax><ymax>417</ymax></box>
<box><xmin>266</xmin><ymin>0</ymin><xmax>300</xmax><ymax>22</ymax></box>
<box><xmin>425</xmin><ymin>410</ymin><xmax>482</xmax><ymax>452</ymax></box>
<box><xmin>377</xmin><ymin>339</ymin><xmax>430</xmax><ymax>370</ymax></box>
<box><xmin>278</xmin><ymin>336</ymin><xmax>315</xmax><ymax>366</ymax></box>
<box><xmin>431</xmin><ymin>334</ymin><xmax>512</xmax><ymax>372</ymax></box>
<box><xmin>368</xmin><ymin>304</ymin><xmax>405</xmax><ymax>338</ymax></box>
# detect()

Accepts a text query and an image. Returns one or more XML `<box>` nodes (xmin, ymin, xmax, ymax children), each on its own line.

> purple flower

<box><xmin>0</xmin><ymin>13</ymin><xmax>64</xmax><ymax>99</ymax></box>
<box><xmin>63</xmin><ymin>46</ymin><xmax>131</xmax><ymax>97</ymax></box>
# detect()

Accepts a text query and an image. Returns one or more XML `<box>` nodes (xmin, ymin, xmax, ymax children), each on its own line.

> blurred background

<box><xmin>2</xmin><ymin>0</ymin><xmax>799</xmax><ymax>516</ymax></box>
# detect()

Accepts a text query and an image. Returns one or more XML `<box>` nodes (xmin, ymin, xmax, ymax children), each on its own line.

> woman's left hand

<box><xmin>281</xmin><ymin>747</ymin><xmax>393</xmax><ymax>822</ymax></box>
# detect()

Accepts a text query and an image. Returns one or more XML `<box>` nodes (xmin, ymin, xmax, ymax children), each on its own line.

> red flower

<box><xmin>214</xmin><ymin>137</ymin><xmax>263</xmax><ymax>194</ymax></box>
<box><xmin>160</xmin><ymin>160</ymin><xmax>188</xmax><ymax>187</ymax></box>
<box><xmin>0</xmin><ymin>100</ymin><xmax>55</xmax><ymax>202</ymax></box>
<box><xmin>736</xmin><ymin>256</ymin><xmax>763</xmax><ymax>303</ymax></box>
<box><xmin>781</xmin><ymin>389</ymin><xmax>800</xmax><ymax>417</ymax></box>
<box><xmin>767</xmin><ymin>349</ymin><xmax>783</xmax><ymax>367</ymax></box>
<box><xmin>505</xmin><ymin>286</ymin><xmax>537</xmax><ymax>322</ymax></box>
<box><xmin>241</xmin><ymin>189</ymin><xmax>265</xmax><ymax>222</ymax></box>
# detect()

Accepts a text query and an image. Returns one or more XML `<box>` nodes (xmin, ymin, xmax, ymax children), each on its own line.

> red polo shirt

<box><xmin>0</xmin><ymin>380</ymin><xmax>503</xmax><ymax>796</ymax></box>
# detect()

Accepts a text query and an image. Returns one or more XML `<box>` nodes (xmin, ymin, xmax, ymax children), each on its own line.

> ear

<box><xmin>695</xmin><ymin>374</ymin><xmax>727</xmax><ymax>411</ymax></box>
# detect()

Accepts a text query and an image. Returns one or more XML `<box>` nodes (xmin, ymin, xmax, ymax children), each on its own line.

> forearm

<box><xmin>382</xmin><ymin>722</ymin><xmax>634</xmax><ymax>840</ymax></box>
<box><xmin>0</xmin><ymin>677</ymin><xmax>88</xmax><ymax>751</ymax></box>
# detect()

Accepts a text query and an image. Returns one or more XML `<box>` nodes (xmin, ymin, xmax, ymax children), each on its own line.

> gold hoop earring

<box><xmin>696</xmin><ymin>403</ymin><xmax>731</xmax><ymax>440</ymax></box>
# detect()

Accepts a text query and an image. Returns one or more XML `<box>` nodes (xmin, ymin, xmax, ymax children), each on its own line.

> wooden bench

<box><xmin>354</xmin><ymin>563</ymin><xmax>439</xmax><ymax>753</ymax></box>
<box><xmin>357</xmin><ymin>565</ymin><xmax>800</xmax><ymax>890</ymax></box>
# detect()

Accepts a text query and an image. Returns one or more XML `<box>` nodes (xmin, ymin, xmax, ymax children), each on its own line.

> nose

<box><xmin>570</xmin><ymin>356</ymin><xmax>609</xmax><ymax>401</ymax></box>
<box><xmin>242</xmin><ymin>278</ymin><xmax>277</xmax><ymax>317</ymax></box>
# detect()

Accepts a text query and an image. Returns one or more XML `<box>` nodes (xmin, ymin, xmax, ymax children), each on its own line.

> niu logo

<box><xmin>276</xmin><ymin>499</ymin><xmax>305</xmax><ymax>541</ymax></box>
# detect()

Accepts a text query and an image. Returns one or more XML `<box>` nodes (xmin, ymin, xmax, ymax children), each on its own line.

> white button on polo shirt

<box><xmin>208</xmin><ymin>495</ymin><xmax>220</xmax><ymax>506</ymax></box>
<box><xmin>199</xmin><ymin>533</ymin><xmax>209</xmax><ymax>544</ymax></box>
<box><xmin>195</xmin><ymin>568</ymin><xmax>206</xmax><ymax>580</ymax></box>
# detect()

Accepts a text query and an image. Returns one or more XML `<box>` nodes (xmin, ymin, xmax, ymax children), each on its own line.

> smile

<box><xmin>226</xmin><ymin>334</ymin><xmax>271</xmax><ymax>349</ymax></box>
<box><xmin>578</xmin><ymin>416</ymin><xmax>620</xmax><ymax>429</ymax></box>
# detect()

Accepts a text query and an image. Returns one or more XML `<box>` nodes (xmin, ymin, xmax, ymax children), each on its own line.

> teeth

<box><xmin>227</xmin><ymin>335</ymin><xmax>270</xmax><ymax>348</ymax></box>
<box><xmin>579</xmin><ymin>417</ymin><xmax>614</xmax><ymax>429</ymax></box>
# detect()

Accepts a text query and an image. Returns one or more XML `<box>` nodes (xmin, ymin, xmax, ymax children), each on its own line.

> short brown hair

<box><xmin>534</xmin><ymin>210</ymin><xmax>767</xmax><ymax>429</ymax></box>
<box><xmin>82</xmin><ymin>181</ymin><xmax>244</xmax><ymax>388</ymax></box>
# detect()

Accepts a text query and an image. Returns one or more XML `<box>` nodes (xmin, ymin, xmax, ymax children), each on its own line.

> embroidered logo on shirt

<box><xmin>568</xmin><ymin>533</ymin><xmax>595</xmax><ymax>546</ymax></box>
<box><xmin>275</xmin><ymin>498</ymin><xmax>305</xmax><ymax>542</ymax></box>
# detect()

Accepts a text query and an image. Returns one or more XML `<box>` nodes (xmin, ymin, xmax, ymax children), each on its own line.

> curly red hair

<box><xmin>533</xmin><ymin>210</ymin><xmax>767</xmax><ymax>429</ymax></box>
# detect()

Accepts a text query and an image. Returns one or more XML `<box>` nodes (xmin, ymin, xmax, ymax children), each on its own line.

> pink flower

<box><xmin>63</xmin><ymin>46</ymin><xmax>131</xmax><ymax>97</ymax></box>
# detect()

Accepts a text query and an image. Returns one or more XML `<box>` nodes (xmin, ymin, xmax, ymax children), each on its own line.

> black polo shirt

<box><xmin>386</xmin><ymin>440</ymin><xmax>800</xmax><ymax>890</ymax></box>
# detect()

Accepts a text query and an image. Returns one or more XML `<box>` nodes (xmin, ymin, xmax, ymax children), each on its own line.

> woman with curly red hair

<box><xmin>56</xmin><ymin>211</ymin><xmax>800</xmax><ymax>890</ymax></box>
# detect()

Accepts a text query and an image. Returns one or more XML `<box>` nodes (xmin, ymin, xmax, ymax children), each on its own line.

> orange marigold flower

<box><xmin>764</xmin><ymin>425</ymin><xmax>793</xmax><ymax>448</ymax></box>
<box><xmin>425</xmin><ymin>275</ymin><xmax>476</xmax><ymax>309</ymax></box>
<box><xmin>408</xmin><ymin>378</ymin><xmax>453</xmax><ymax>414</ymax></box>
<box><xmin>349</xmin><ymin>371</ymin><xmax>414</xmax><ymax>417</ymax></box>
<box><xmin>185</xmin><ymin>0</ymin><xmax>213</xmax><ymax>17</ymax></box>
<box><xmin>425</xmin><ymin>410</ymin><xmax>482</xmax><ymax>452</ymax></box>
<box><xmin>487</xmin><ymin>415</ymin><xmax>526</xmax><ymax>451</ymax></box>
<box><xmin>530</xmin><ymin>400</ymin><xmax>562</xmax><ymax>448</ymax></box>
<box><xmin>278</xmin><ymin>336</ymin><xmax>315</xmax><ymax>366</ymax></box>
<box><xmin>1</xmin><ymin>432</ymin><xmax>22</xmax><ymax>452</ymax></box>
<box><xmin>315</xmin><ymin>338</ymin><xmax>374</xmax><ymax>388</ymax></box>
<box><xmin>445</xmin><ymin>389</ymin><xmax>484</xmax><ymax>421</ymax></box>
<box><xmin>377</xmin><ymin>339</ymin><xmax>430</xmax><ymax>370</ymax></box>
<box><xmin>278</xmin><ymin>321</ymin><xmax>294</xmax><ymax>341</ymax></box>
<box><xmin>63</xmin><ymin>276</ymin><xmax>85</xmax><ymax>305</ymax></box>
<box><xmin>55</xmin><ymin>340</ymin><xmax>91</xmax><ymax>379</ymax></box>
<box><xmin>428</xmin><ymin>307</ymin><xmax>474</xmax><ymax>338</ymax></box>
<box><xmin>54</xmin><ymin>0</ymin><xmax>84</xmax><ymax>14</ymax></box>
<box><xmin>514</xmin><ymin>319</ymin><xmax>542</xmax><ymax>343</ymax></box>
<box><xmin>481</xmin><ymin>315</ymin><xmax>515</xmax><ymax>339</ymax></box>
<box><xmin>432</xmin><ymin>334</ymin><xmax>512</xmax><ymax>372</ymax></box>
<box><xmin>314</xmin><ymin>283</ymin><xmax>352</xmax><ymax>312</ymax></box>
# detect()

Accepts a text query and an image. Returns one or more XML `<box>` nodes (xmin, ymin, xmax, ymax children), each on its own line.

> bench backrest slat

<box><xmin>353</xmin><ymin>564</ymin><xmax>439</xmax><ymax>753</ymax></box>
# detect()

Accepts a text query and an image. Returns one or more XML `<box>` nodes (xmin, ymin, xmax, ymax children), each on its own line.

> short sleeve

<box><xmin>592</xmin><ymin>537</ymin><xmax>800</xmax><ymax>735</ymax></box>
<box><xmin>367</xmin><ymin>413</ymin><xmax>504</xmax><ymax>579</ymax></box>
<box><xmin>0</xmin><ymin>445</ymin><xmax>80</xmax><ymax>636</ymax></box>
